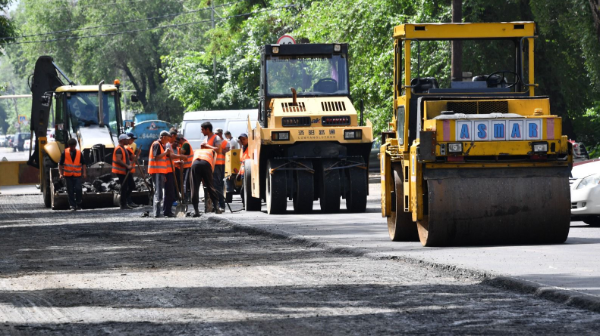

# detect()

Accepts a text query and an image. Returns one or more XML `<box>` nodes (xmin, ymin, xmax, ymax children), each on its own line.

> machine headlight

<box><xmin>344</xmin><ymin>130</ymin><xmax>362</xmax><ymax>140</ymax></box>
<box><xmin>272</xmin><ymin>46</ymin><xmax>280</xmax><ymax>54</ymax></box>
<box><xmin>334</xmin><ymin>44</ymin><xmax>341</xmax><ymax>52</ymax></box>
<box><xmin>272</xmin><ymin>131</ymin><xmax>290</xmax><ymax>141</ymax></box>
<box><xmin>532</xmin><ymin>141</ymin><xmax>548</xmax><ymax>153</ymax></box>
<box><xmin>448</xmin><ymin>143</ymin><xmax>463</xmax><ymax>153</ymax></box>
<box><xmin>576</xmin><ymin>174</ymin><xmax>600</xmax><ymax>190</ymax></box>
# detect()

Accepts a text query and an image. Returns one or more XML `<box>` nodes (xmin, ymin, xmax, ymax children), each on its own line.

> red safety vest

<box><xmin>193</xmin><ymin>149</ymin><xmax>215</xmax><ymax>172</ymax></box>
<box><xmin>181</xmin><ymin>140</ymin><xmax>193</xmax><ymax>169</ymax></box>
<box><xmin>112</xmin><ymin>145</ymin><xmax>129</xmax><ymax>175</ymax></box>
<box><xmin>148</xmin><ymin>141</ymin><xmax>171</xmax><ymax>174</ymax></box>
<box><xmin>63</xmin><ymin>148</ymin><xmax>83</xmax><ymax>177</ymax></box>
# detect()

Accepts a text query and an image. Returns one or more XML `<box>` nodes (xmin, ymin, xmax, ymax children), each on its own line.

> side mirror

<box><xmin>131</xmin><ymin>95</ymin><xmax>139</xmax><ymax>103</ymax></box>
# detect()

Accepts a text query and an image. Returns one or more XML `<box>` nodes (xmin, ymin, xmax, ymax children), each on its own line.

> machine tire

<box><xmin>266</xmin><ymin>159</ymin><xmax>287</xmax><ymax>214</ymax></box>
<box><xmin>388</xmin><ymin>164</ymin><xmax>418</xmax><ymax>241</ymax></box>
<box><xmin>43</xmin><ymin>178</ymin><xmax>51</xmax><ymax>208</ymax></box>
<box><xmin>346</xmin><ymin>167</ymin><xmax>367</xmax><ymax>213</ymax></box>
<box><xmin>319</xmin><ymin>160</ymin><xmax>340</xmax><ymax>213</ymax></box>
<box><xmin>293</xmin><ymin>160</ymin><xmax>314</xmax><ymax>213</ymax></box>
<box><xmin>243</xmin><ymin>160</ymin><xmax>261</xmax><ymax>211</ymax></box>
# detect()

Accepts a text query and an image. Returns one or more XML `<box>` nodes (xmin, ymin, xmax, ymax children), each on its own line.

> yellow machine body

<box><xmin>381</xmin><ymin>22</ymin><xmax>572</xmax><ymax>246</ymax></box>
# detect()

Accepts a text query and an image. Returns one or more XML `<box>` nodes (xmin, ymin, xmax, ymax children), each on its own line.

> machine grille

<box><xmin>281</xmin><ymin>102</ymin><xmax>307</xmax><ymax>112</ymax></box>
<box><xmin>447</xmin><ymin>101</ymin><xmax>509</xmax><ymax>114</ymax></box>
<box><xmin>321</xmin><ymin>101</ymin><xmax>347</xmax><ymax>112</ymax></box>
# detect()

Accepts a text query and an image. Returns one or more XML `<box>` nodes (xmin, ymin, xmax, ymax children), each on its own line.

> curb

<box><xmin>211</xmin><ymin>214</ymin><xmax>600</xmax><ymax>314</ymax></box>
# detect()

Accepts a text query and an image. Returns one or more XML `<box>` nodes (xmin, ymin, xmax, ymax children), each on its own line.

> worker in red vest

<box><xmin>58</xmin><ymin>138</ymin><xmax>87</xmax><ymax>211</ymax></box>
<box><xmin>201</xmin><ymin>122</ymin><xmax>228</xmax><ymax>211</ymax></box>
<box><xmin>113</xmin><ymin>134</ymin><xmax>136</xmax><ymax>210</ymax></box>
<box><xmin>191</xmin><ymin>148</ymin><xmax>222</xmax><ymax>217</ymax></box>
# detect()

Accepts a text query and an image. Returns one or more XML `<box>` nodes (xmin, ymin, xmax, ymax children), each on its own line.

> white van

<box><xmin>181</xmin><ymin>109</ymin><xmax>258</xmax><ymax>149</ymax></box>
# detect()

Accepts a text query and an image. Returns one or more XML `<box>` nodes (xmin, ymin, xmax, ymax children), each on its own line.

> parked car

<box><xmin>12</xmin><ymin>132</ymin><xmax>31</xmax><ymax>152</ymax></box>
<box><xmin>0</xmin><ymin>134</ymin><xmax>12</xmax><ymax>147</ymax></box>
<box><xmin>570</xmin><ymin>160</ymin><xmax>600</xmax><ymax>226</ymax></box>
<box><xmin>23</xmin><ymin>139</ymin><xmax>31</xmax><ymax>150</ymax></box>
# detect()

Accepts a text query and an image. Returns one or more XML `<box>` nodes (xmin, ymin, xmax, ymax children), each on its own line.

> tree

<box><xmin>0</xmin><ymin>0</ymin><xmax>15</xmax><ymax>48</ymax></box>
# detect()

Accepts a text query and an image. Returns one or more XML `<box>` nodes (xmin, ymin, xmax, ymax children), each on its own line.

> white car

<box><xmin>570</xmin><ymin>160</ymin><xmax>600</xmax><ymax>226</ymax></box>
<box><xmin>23</xmin><ymin>139</ymin><xmax>31</xmax><ymax>150</ymax></box>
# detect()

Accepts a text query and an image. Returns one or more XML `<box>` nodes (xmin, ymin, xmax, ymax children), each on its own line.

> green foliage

<box><xmin>4</xmin><ymin>0</ymin><xmax>600</xmax><ymax>150</ymax></box>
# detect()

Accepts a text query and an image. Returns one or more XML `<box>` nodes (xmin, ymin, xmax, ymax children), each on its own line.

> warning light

<box><xmin>114</xmin><ymin>79</ymin><xmax>121</xmax><ymax>86</ymax></box>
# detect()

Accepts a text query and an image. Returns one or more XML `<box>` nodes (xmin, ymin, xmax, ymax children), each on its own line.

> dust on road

<box><xmin>0</xmin><ymin>194</ymin><xmax>598</xmax><ymax>335</ymax></box>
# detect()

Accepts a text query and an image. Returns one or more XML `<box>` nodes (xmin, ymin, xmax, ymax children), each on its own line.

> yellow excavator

<box><xmin>380</xmin><ymin>22</ymin><xmax>572</xmax><ymax>246</ymax></box>
<box><xmin>28</xmin><ymin>56</ymin><xmax>149</xmax><ymax>209</ymax></box>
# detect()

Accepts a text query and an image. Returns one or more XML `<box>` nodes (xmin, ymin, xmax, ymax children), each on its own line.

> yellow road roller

<box><xmin>381</xmin><ymin>22</ymin><xmax>573</xmax><ymax>246</ymax></box>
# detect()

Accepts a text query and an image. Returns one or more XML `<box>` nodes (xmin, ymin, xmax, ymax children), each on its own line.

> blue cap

<box><xmin>126</xmin><ymin>132</ymin><xmax>137</xmax><ymax>139</ymax></box>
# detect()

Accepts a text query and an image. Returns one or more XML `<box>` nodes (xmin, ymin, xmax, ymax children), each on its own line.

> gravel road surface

<box><xmin>0</xmin><ymin>194</ymin><xmax>599</xmax><ymax>335</ymax></box>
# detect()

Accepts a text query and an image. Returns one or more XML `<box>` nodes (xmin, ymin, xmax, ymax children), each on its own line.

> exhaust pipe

<box><xmin>98</xmin><ymin>80</ymin><xmax>105</xmax><ymax>127</ymax></box>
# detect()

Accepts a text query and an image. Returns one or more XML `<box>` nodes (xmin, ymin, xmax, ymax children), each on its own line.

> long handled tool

<box><xmin>169</xmin><ymin>158</ymin><xmax>186</xmax><ymax>217</ymax></box>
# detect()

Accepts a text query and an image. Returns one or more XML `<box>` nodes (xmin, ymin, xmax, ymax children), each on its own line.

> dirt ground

<box><xmin>0</xmin><ymin>194</ymin><xmax>599</xmax><ymax>335</ymax></box>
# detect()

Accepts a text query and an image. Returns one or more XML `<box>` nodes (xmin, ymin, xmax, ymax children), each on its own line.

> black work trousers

<box><xmin>191</xmin><ymin>160</ymin><xmax>220</xmax><ymax>213</ymax></box>
<box><xmin>117</xmin><ymin>173</ymin><xmax>135</xmax><ymax>207</ymax></box>
<box><xmin>65</xmin><ymin>176</ymin><xmax>82</xmax><ymax>208</ymax></box>
<box><xmin>163</xmin><ymin>172</ymin><xmax>176</xmax><ymax>215</ymax></box>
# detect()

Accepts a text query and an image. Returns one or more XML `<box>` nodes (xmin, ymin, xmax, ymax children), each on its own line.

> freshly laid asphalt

<box><xmin>5</xmin><ymin>174</ymin><xmax>600</xmax><ymax>309</ymax></box>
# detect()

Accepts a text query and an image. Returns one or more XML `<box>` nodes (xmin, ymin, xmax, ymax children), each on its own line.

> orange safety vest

<box><xmin>63</xmin><ymin>148</ymin><xmax>83</xmax><ymax>177</ymax></box>
<box><xmin>239</xmin><ymin>146</ymin><xmax>250</xmax><ymax>176</ymax></box>
<box><xmin>112</xmin><ymin>145</ymin><xmax>130</xmax><ymax>175</ymax></box>
<box><xmin>193</xmin><ymin>149</ymin><xmax>215</xmax><ymax>172</ymax></box>
<box><xmin>125</xmin><ymin>145</ymin><xmax>136</xmax><ymax>174</ymax></box>
<box><xmin>181</xmin><ymin>140</ymin><xmax>193</xmax><ymax>169</ymax></box>
<box><xmin>148</xmin><ymin>141</ymin><xmax>171</xmax><ymax>174</ymax></box>
<box><xmin>216</xmin><ymin>139</ymin><xmax>228</xmax><ymax>165</ymax></box>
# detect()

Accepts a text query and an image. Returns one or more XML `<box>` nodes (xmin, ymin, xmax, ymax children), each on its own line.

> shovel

<box><xmin>169</xmin><ymin>158</ymin><xmax>187</xmax><ymax>217</ymax></box>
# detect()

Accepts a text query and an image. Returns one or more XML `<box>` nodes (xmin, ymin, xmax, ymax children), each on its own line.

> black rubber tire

<box><xmin>266</xmin><ymin>159</ymin><xmax>287</xmax><ymax>214</ymax></box>
<box><xmin>346</xmin><ymin>167</ymin><xmax>367</xmax><ymax>213</ymax></box>
<box><xmin>319</xmin><ymin>160</ymin><xmax>340</xmax><ymax>213</ymax></box>
<box><xmin>388</xmin><ymin>164</ymin><xmax>418</xmax><ymax>241</ymax></box>
<box><xmin>43</xmin><ymin>179</ymin><xmax>51</xmax><ymax>208</ymax></box>
<box><xmin>243</xmin><ymin>160</ymin><xmax>261</xmax><ymax>211</ymax></box>
<box><xmin>293</xmin><ymin>160</ymin><xmax>314</xmax><ymax>213</ymax></box>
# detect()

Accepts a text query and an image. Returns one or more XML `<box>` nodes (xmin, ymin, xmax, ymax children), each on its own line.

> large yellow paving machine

<box><xmin>381</xmin><ymin>22</ymin><xmax>572</xmax><ymax>246</ymax></box>
<box><xmin>28</xmin><ymin>56</ymin><xmax>149</xmax><ymax>209</ymax></box>
<box><xmin>244</xmin><ymin>43</ymin><xmax>373</xmax><ymax>214</ymax></box>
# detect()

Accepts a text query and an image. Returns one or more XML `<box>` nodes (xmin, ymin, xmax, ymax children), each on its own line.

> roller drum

<box><xmin>418</xmin><ymin>167</ymin><xmax>571</xmax><ymax>246</ymax></box>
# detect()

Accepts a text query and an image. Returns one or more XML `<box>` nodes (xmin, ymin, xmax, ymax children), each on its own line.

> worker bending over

<box><xmin>58</xmin><ymin>138</ymin><xmax>87</xmax><ymax>211</ymax></box>
<box><xmin>148</xmin><ymin>131</ymin><xmax>174</xmax><ymax>217</ymax></box>
<box><xmin>113</xmin><ymin>134</ymin><xmax>136</xmax><ymax>210</ymax></box>
<box><xmin>191</xmin><ymin>148</ymin><xmax>222</xmax><ymax>217</ymax></box>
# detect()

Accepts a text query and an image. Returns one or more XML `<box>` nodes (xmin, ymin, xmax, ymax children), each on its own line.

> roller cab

<box><xmin>245</xmin><ymin>43</ymin><xmax>373</xmax><ymax>214</ymax></box>
<box><xmin>381</xmin><ymin>22</ymin><xmax>573</xmax><ymax>246</ymax></box>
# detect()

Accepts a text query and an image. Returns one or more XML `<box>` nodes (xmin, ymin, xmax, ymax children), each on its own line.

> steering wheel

<box><xmin>314</xmin><ymin>78</ymin><xmax>338</xmax><ymax>92</ymax></box>
<box><xmin>486</xmin><ymin>70</ymin><xmax>520</xmax><ymax>89</ymax></box>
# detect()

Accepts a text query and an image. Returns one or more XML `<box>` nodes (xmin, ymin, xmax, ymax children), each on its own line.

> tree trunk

<box><xmin>122</xmin><ymin>63</ymin><xmax>149</xmax><ymax>112</ymax></box>
<box><xmin>451</xmin><ymin>0</ymin><xmax>462</xmax><ymax>82</ymax></box>
<box><xmin>589</xmin><ymin>0</ymin><xmax>600</xmax><ymax>43</ymax></box>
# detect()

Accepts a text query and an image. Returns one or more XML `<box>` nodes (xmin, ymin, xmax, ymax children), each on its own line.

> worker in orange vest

<box><xmin>191</xmin><ymin>148</ymin><xmax>222</xmax><ymax>217</ymax></box>
<box><xmin>148</xmin><ymin>131</ymin><xmax>173</xmax><ymax>218</ymax></box>
<box><xmin>58</xmin><ymin>138</ymin><xmax>87</xmax><ymax>211</ymax></box>
<box><xmin>237</xmin><ymin>133</ymin><xmax>249</xmax><ymax>179</ymax></box>
<box><xmin>201</xmin><ymin>122</ymin><xmax>228</xmax><ymax>211</ymax></box>
<box><xmin>125</xmin><ymin>132</ymin><xmax>141</xmax><ymax>208</ymax></box>
<box><xmin>113</xmin><ymin>134</ymin><xmax>136</xmax><ymax>210</ymax></box>
<box><xmin>177</xmin><ymin>133</ymin><xmax>194</xmax><ymax>202</ymax></box>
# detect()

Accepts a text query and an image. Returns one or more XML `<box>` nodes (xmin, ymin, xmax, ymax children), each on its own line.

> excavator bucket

<box><xmin>416</xmin><ymin>167</ymin><xmax>571</xmax><ymax>247</ymax></box>
<box><xmin>49</xmin><ymin>164</ymin><xmax>151</xmax><ymax>210</ymax></box>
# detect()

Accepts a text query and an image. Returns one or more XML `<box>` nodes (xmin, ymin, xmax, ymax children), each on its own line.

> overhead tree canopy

<box><xmin>3</xmin><ymin>0</ymin><xmax>600</xmax><ymax>150</ymax></box>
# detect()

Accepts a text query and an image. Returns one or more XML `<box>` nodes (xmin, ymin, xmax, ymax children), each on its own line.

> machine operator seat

<box><xmin>313</xmin><ymin>78</ymin><xmax>338</xmax><ymax>93</ymax></box>
<box><xmin>411</xmin><ymin>77</ymin><xmax>439</xmax><ymax>94</ymax></box>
